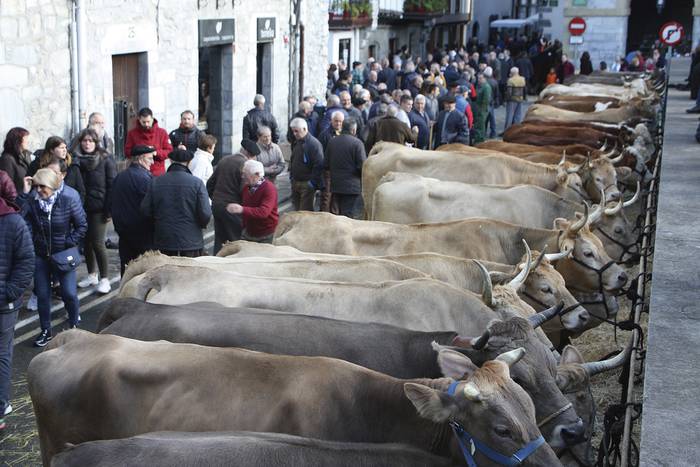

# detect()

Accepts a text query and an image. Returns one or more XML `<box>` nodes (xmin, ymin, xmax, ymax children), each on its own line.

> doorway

<box><xmin>200</xmin><ymin>44</ymin><xmax>234</xmax><ymax>161</ymax></box>
<box><xmin>627</xmin><ymin>0</ymin><xmax>694</xmax><ymax>54</ymax></box>
<box><xmin>256</xmin><ymin>42</ymin><xmax>273</xmax><ymax>111</ymax></box>
<box><xmin>338</xmin><ymin>38</ymin><xmax>351</xmax><ymax>66</ymax></box>
<box><xmin>112</xmin><ymin>53</ymin><xmax>148</xmax><ymax>159</ymax></box>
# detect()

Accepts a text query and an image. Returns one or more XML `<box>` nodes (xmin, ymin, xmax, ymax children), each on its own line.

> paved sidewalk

<box><xmin>640</xmin><ymin>59</ymin><xmax>700</xmax><ymax>466</ymax></box>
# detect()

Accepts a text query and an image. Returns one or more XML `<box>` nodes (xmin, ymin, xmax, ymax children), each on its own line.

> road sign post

<box><xmin>659</xmin><ymin>21</ymin><xmax>684</xmax><ymax>47</ymax></box>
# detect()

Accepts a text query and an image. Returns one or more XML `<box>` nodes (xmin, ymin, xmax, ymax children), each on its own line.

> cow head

<box><xmin>551</xmin><ymin>207</ymin><xmax>628</xmax><ymax>293</ymax></box>
<box><xmin>581</xmin><ymin>157</ymin><xmax>621</xmax><ymax>203</ymax></box>
<box><xmin>587</xmin><ymin>183</ymin><xmax>641</xmax><ymax>263</ymax></box>
<box><xmin>556</xmin><ymin>156</ymin><xmax>588</xmax><ymax>203</ymax></box>
<box><xmin>572</xmin><ymin>291</ymin><xmax>619</xmax><ymax>333</ymax></box>
<box><xmin>489</xmin><ymin>250</ymin><xmax>590</xmax><ymax>334</ymax></box>
<box><xmin>405</xmin><ymin>347</ymin><xmax>561</xmax><ymax>466</ymax></box>
<box><xmin>448</xmin><ymin>317</ymin><xmax>586</xmax><ymax>449</ymax></box>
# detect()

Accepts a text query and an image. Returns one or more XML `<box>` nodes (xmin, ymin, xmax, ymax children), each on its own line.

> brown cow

<box><xmin>539</xmin><ymin>94</ymin><xmax>622</xmax><ymax>113</ymax></box>
<box><xmin>503</xmin><ymin>123</ymin><xmax>611</xmax><ymax>149</ymax></box>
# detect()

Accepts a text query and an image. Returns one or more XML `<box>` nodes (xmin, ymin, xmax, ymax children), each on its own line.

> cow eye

<box><xmin>595</xmin><ymin>177</ymin><xmax>602</xmax><ymax>183</ymax></box>
<box><xmin>540</xmin><ymin>285</ymin><xmax>552</xmax><ymax>294</ymax></box>
<box><xmin>583</xmin><ymin>250</ymin><xmax>594</xmax><ymax>258</ymax></box>
<box><xmin>494</xmin><ymin>426</ymin><xmax>512</xmax><ymax>438</ymax></box>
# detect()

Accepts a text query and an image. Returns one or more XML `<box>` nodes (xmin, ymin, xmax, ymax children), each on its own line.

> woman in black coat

<box><xmin>73</xmin><ymin>129</ymin><xmax>116</xmax><ymax>294</ymax></box>
<box><xmin>28</xmin><ymin>136</ymin><xmax>85</xmax><ymax>202</ymax></box>
<box><xmin>579</xmin><ymin>52</ymin><xmax>593</xmax><ymax>75</ymax></box>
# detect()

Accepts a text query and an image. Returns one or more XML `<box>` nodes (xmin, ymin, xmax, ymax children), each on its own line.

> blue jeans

<box><xmin>34</xmin><ymin>256</ymin><xmax>80</xmax><ymax>331</ymax></box>
<box><xmin>487</xmin><ymin>106</ymin><xmax>497</xmax><ymax>138</ymax></box>
<box><xmin>504</xmin><ymin>101</ymin><xmax>523</xmax><ymax>131</ymax></box>
<box><xmin>0</xmin><ymin>310</ymin><xmax>17</xmax><ymax>413</ymax></box>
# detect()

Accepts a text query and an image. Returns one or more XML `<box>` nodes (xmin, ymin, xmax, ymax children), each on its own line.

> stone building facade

<box><xmin>0</xmin><ymin>0</ymin><xmax>328</xmax><ymax>157</ymax></box>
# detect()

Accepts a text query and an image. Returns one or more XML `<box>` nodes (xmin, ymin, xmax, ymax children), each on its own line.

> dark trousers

<box><xmin>291</xmin><ymin>180</ymin><xmax>316</xmax><ymax>211</ymax></box>
<box><xmin>117</xmin><ymin>232</ymin><xmax>151</xmax><ymax>276</ymax></box>
<box><xmin>0</xmin><ymin>310</ymin><xmax>17</xmax><ymax>413</ymax></box>
<box><xmin>160</xmin><ymin>249</ymin><xmax>203</xmax><ymax>257</ymax></box>
<box><xmin>35</xmin><ymin>256</ymin><xmax>79</xmax><ymax>331</ymax></box>
<box><xmin>333</xmin><ymin>193</ymin><xmax>361</xmax><ymax>219</ymax></box>
<box><xmin>241</xmin><ymin>229</ymin><xmax>274</xmax><ymax>244</ymax></box>
<box><xmin>85</xmin><ymin>212</ymin><xmax>109</xmax><ymax>278</ymax></box>
<box><xmin>212</xmin><ymin>203</ymin><xmax>242</xmax><ymax>254</ymax></box>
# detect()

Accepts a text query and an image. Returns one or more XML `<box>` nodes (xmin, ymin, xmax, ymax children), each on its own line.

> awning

<box><xmin>490</xmin><ymin>14</ymin><xmax>539</xmax><ymax>29</ymax></box>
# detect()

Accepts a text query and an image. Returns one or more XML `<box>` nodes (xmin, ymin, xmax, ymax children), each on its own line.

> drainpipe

<box><xmin>75</xmin><ymin>0</ymin><xmax>88</xmax><ymax>130</ymax></box>
<box><xmin>70</xmin><ymin>2</ymin><xmax>79</xmax><ymax>135</ymax></box>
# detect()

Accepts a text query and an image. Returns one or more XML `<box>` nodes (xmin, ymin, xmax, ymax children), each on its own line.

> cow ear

<box><xmin>556</xmin><ymin>169</ymin><xmax>568</xmax><ymax>186</ymax></box>
<box><xmin>615</xmin><ymin>166</ymin><xmax>632</xmax><ymax>181</ymax></box>
<box><xmin>436</xmin><ymin>348</ymin><xmax>479</xmax><ymax>379</ymax></box>
<box><xmin>404</xmin><ymin>383</ymin><xmax>458</xmax><ymax>423</ymax></box>
<box><xmin>560</xmin><ymin>345</ymin><xmax>585</xmax><ymax>365</ymax></box>
<box><xmin>553</xmin><ymin>217</ymin><xmax>569</xmax><ymax>231</ymax></box>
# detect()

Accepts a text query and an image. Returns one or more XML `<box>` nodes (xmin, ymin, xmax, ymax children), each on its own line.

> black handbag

<box><xmin>50</xmin><ymin>246</ymin><xmax>81</xmax><ymax>273</ymax></box>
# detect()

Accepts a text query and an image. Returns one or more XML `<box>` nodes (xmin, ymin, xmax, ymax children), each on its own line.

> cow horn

<box><xmin>568</xmin><ymin>202</ymin><xmax>589</xmax><ymax>235</ymax></box>
<box><xmin>471</xmin><ymin>330</ymin><xmax>491</xmax><ymax>350</ymax></box>
<box><xmin>607</xmin><ymin>151</ymin><xmax>624</xmax><ymax>164</ymax></box>
<box><xmin>473</xmin><ymin>260</ymin><xmax>493</xmax><ymax>307</ymax></box>
<box><xmin>463</xmin><ymin>382</ymin><xmax>482</xmax><ymax>401</ymax></box>
<box><xmin>532</xmin><ymin>247</ymin><xmax>547</xmax><ymax>271</ymax></box>
<box><xmin>581</xmin><ymin>337</ymin><xmax>633</xmax><ymax>376</ymax></box>
<box><xmin>604</xmin><ymin>197</ymin><xmax>624</xmax><ymax>216</ymax></box>
<box><xmin>599</xmin><ymin>141</ymin><xmax>608</xmax><ymax>151</ymax></box>
<box><xmin>528</xmin><ymin>301</ymin><xmax>564</xmax><ymax>328</ymax></box>
<box><xmin>623</xmin><ymin>182</ymin><xmax>641</xmax><ymax>208</ymax></box>
<box><xmin>508</xmin><ymin>240</ymin><xmax>532</xmax><ymax>291</ymax></box>
<box><xmin>588</xmin><ymin>193</ymin><xmax>605</xmax><ymax>225</ymax></box>
<box><xmin>495</xmin><ymin>347</ymin><xmax>526</xmax><ymax>367</ymax></box>
<box><xmin>545</xmin><ymin>249</ymin><xmax>571</xmax><ymax>262</ymax></box>
<box><xmin>558</xmin><ymin>151</ymin><xmax>567</xmax><ymax>167</ymax></box>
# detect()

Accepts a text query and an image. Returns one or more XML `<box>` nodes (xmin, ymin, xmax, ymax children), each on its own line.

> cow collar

<box><xmin>445</xmin><ymin>381</ymin><xmax>546</xmax><ymax>466</ymax></box>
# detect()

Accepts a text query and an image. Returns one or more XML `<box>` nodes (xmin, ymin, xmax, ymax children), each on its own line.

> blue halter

<box><xmin>446</xmin><ymin>380</ymin><xmax>546</xmax><ymax>466</ymax></box>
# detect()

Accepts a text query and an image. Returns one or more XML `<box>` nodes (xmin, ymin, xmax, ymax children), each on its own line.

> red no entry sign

<box><xmin>659</xmin><ymin>21</ymin><xmax>684</xmax><ymax>46</ymax></box>
<box><xmin>568</xmin><ymin>17</ymin><xmax>586</xmax><ymax>36</ymax></box>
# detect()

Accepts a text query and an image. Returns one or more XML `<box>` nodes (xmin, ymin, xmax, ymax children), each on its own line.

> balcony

<box><xmin>328</xmin><ymin>0</ymin><xmax>373</xmax><ymax>30</ymax></box>
<box><xmin>402</xmin><ymin>0</ymin><xmax>448</xmax><ymax>19</ymax></box>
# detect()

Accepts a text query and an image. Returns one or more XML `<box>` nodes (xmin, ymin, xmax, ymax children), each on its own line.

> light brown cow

<box><xmin>524</xmin><ymin>102</ymin><xmax>656</xmax><ymax>125</ymax></box>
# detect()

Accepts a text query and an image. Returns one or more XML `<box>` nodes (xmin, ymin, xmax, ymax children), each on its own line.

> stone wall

<box><xmin>568</xmin><ymin>16</ymin><xmax>628</xmax><ymax>70</ymax></box>
<box><xmin>300</xmin><ymin>0</ymin><xmax>330</xmax><ymax>102</ymax></box>
<box><xmin>0</xmin><ymin>0</ymin><xmax>73</xmax><ymax>149</ymax></box>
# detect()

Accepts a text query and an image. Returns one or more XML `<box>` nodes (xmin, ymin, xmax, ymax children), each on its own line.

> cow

<box><xmin>539</xmin><ymin>82</ymin><xmax>654</xmax><ymax>102</ymax></box>
<box><xmin>563</xmin><ymin>72</ymin><xmax>663</xmax><ymax>92</ymax></box>
<box><xmin>273</xmin><ymin>211</ymin><xmax>628</xmax><ymax>294</ymax></box>
<box><xmin>362</xmin><ymin>142</ymin><xmax>587</xmax><ymax>217</ymax></box>
<box><xmin>539</xmin><ymin>94</ymin><xmax>623</xmax><ymax>113</ymax></box>
<box><xmin>120</xmin><ymin>251</ymin><xmax>428</xmax><ymax>290</ymax></box>
<box><xmin>524</xmin><ymin>102</ymin><xmax>656</xmax><ymax>126</ymax></box>
<box><xmin>503</xmin><ymin>123</ymin><xmax>612</xmax><ymax>149</ymax></box>
<box><xmin>30</xmin><ymin>330</ymin><xmax>564</xmax><ymax>465</ymax></box>
<box><xmin>97</xmin><ymin>299</ymin><xmax>562</xmax><ymax>381</ymax></box>
<box><xmin>371</xmin><ymin>173</ymin><xmax>638</xmax><ymax>262</ymax></box>
<box><xmin>50</xmin><ymin>431</ymin><xmax>457</xmax><ymax>467</ymax></box>
<box><xmin>215</xmin><ymin>241</ymin><xmax>591</xmax><ymax>334</ymax></box>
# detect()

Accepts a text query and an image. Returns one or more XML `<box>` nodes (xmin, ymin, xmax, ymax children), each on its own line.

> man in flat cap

<box><xmin>111</xmin><ymin>145</ymin><xmax>156</xmax><ymax>274</ymax></box>
<box><xmin>433</xmin><ymin>95</ymin><xmax>470</xmax><ymax>149</ymax></box>
<box><xmin>206</xmin><ymin>139</ymin><xmax>260</xmax><ymax>253</ymax></box>
<box><xmin>141</xmin><ymin>148</ymin><xmax>211</xmax><ymax>257</ymax></box>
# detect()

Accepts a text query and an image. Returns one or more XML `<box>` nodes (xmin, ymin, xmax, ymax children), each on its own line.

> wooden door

<box><xmin>112</xmin><ymin>54</ymin><xmax>140</xmax><ymax>131</ymax></box>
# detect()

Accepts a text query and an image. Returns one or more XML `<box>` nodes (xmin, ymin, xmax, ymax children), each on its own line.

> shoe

<box><xmin>68</xmin><ymin>323</ymin><xmax>78</xmax><ymax>329</ymax></box>
<box><xmin>3</xmin><ymin>404</ymin><xmax>11</xmax><ymax>416</ymax></box>
<box><xmin>78</xmin><ymin>273</ymin><xmax>98</xmax><ymax>288</ymax></box>
<box><xmin>686</xmin><ymin>106</ymin><xmax>700</xmax><ymax>113</ymax></box>
<box><xmin>96</xmin><ymin>278</ymin><xmax>111</xmax><ymax>294</ymax></box>
<box><xmin>27</xmin><ymin>294</ymin><xmax>38</xmax><ymax>311</ymax></box>
<box><xmin>34</xmin><ymin>329</ymin><xmax>53</xmax><ymax>347</ymax></box>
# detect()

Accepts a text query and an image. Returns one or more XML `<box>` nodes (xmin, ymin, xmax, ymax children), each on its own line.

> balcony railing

<box><xmin>328</xmin><ymin>0</ymin><xmax>373</xmax><ymax>29</ymax></box>
<box><xmin>402</xmin><ymin>0</ymin><xmax>448</xmax><ymax>17</ymax></box>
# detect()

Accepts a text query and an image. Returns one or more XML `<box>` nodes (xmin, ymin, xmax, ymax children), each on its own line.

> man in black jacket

<box><xmin>433</xmin><ymin>95</ymin><xmax>470</xmax><ymax>148</ymax></box>
<box><xmin>0</xmin><ymin>171</ymin><xmax>34</xmax><ymax>423</ymax></box>
<box><xmin>111</xmin><ymin>145</ymin><xmax>155</xmax><ymax>275</ymax></box>
<box><xmin>206</xmin><ymin>140</ymin><xmax>260</xmax><ymax>253</ymax></box>
<box><xmin>324</xmin><ymin>119</ymin><xmax>366</xmax><ymax>218</ymax></box>
<box><xmin>242</xmin><ymin>95</ymin><xmax>279</xmax><ymax>143</ymax></box>
<box><xmin>141</xmin><ymin>149</ymin><xmax>211</xmax><ymax>257</ymax></box>
<box><xmin>169</xmin><ymin>110</ymin><xmax>203</xmax><ymax>154</ymax></box>
<box><xmin>289</xmin><ymin>118</ymin><xmax>324</xmax><ymax>212</ymax></box>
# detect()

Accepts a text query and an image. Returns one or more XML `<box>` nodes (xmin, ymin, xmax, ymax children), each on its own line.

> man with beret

<box><xmin>111</xmin><ymin>145</ymin><xmax>156</xmax><ymax>275</ymax></box>
<box><xmin>206</xmin><ymin>139</ymin><xmax>260</xmax><ymax>253</ymax></box>
<box><xmin>141</xmin><ymin>148</ymin><xmax>211</xmax><ymax>257</ymax></box>
<box><xmin>433</xmin><ymin>95</ymin><xmax>470</xmax><ymax>148</ymax></box>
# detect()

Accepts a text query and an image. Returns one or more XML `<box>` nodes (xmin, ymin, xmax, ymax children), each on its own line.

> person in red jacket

<box><xmin>125</xmin><ymin>107</ymin><xmax>173</xmax><ymax>176</ymax></box>
<box><xmin>225</xmin><ymin>160</ymin><xmax>278</xmax><ymax>243</ymax></box>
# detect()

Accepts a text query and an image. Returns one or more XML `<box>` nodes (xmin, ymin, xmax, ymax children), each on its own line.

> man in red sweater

<box><xmin>225</xmin><ymin>160</ymin><xmax>278</xmax><ymax>243</ymax></box>
<box><xmin>125</xmin><ymin>107</ymin><xmax>173</xmax><ymax>176</ymax></box>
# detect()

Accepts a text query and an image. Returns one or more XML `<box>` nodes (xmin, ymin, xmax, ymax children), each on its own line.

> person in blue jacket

<box><xmin>0</xmin><ymin>170</ymin><xmax>34</xmax><ymax>426</ymax></box>
<box><xmin>20</xmin><ymin>168</ymin><xmax>87</xmax><ymax>347</ymax></box>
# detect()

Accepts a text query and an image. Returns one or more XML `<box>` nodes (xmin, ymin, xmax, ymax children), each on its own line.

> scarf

<box><xmin>36</xmin><ymin>183</ymin><xmax>64</xmax><ymax>217</ymax></box>
<box><xmin>248</xmin><ymin>178</ymin><xmax>266</xmax><ymax>194</ymax></box>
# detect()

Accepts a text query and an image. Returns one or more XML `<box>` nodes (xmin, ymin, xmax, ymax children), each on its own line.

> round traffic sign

<box><xmin>568</xmin><ymin>17</ymin><xmax>586</xmax><ymax>36</ymax></box>
<box><xmin>659</xmin><ymin>21</ymin><xmax>684</xmax><ymax>46</ymax></box>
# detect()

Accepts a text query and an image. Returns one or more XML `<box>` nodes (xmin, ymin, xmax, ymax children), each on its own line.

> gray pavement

<box><xmin>640</xmin><ymin>58</ymin><xmax>700</xmax><ymax>467</ymax></box>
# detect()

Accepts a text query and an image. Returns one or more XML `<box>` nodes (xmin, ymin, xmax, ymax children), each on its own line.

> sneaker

<box><xmin>78</xmin><ymin>273</ymin><xmax>99</xmax><ymax>288</ymax></box>
<box><xmin>34</xmin><ymin>329</ymin><xmax>53</xmax><ymax>347</ymax></box>
<box><xmin>27</xmin><ymin>294</ymin><xmax>38</xmax><ymax>311</ymax></box>
<box><xmin>96</xmin><ymin>278</ymin><xmax>111</xmax><ymax>294</ymax></box>
<box><xmin>3</xmin><ymin>404</ymin><xmax>11</xmax><ymax>416</ymax></box>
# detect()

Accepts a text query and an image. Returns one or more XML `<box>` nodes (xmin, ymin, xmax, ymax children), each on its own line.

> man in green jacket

<box><xmin>473</xmin><ymin>73</ymin><xmax>492</xmax><ymax>145</ymax></box>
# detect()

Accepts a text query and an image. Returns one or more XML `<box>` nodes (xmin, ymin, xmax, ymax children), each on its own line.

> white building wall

<box><xmin>471</xmin><ymin>0</ymin><xmax>511</xmax><ymax>44</ymax></box>
<box><xmin>300</xmin><ymin>0</ymin><xmax>330</xmax><ymax>101</ymax></box>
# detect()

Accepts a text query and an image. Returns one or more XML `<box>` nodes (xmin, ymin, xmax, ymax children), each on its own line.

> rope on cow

<box><xmin>595</xmin><ymin>402</ymin><xmax>642</xmax><ymax>467</ymax></box>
